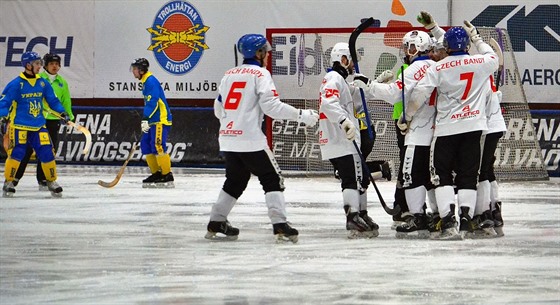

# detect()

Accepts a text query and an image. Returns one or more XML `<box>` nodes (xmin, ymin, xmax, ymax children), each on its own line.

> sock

<box><xmin>145</xmin><ymin>154</ymin><xmax>159</xmax><ymax>173</ymax></box>
<box><xmin>40</xmin><ymin>160</ymin><xmax>57</xmax><ymax>182</ymax></box>
<box><xmin>156</xmin><ymin>154</ymin><xmax>171</xmax><ymax>175</ymax></box>
<box><xmin>4</xmin><ymin>158</ymin><xmax>21</xmax><ymax>181</ymax></box>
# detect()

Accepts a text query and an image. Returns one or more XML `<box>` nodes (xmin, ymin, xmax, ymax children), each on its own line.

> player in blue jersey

<box><xmin>0</xmin><ymin>51</ymin><xmax>69</xmax><ymax>197</ymax></box>
<box><xmin>130</xmin><ymin>58</ymin><xmax>174</xmax><ymax>188</ymax></box>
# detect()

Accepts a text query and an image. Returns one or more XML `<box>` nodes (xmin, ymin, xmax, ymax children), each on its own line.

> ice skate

<box><xmin>205</xmin><ymin>220</ymin><xmax>239</xmax><ymax>241</ymax></box>
<box><xmin>492</xmin><ymin>201</ymin><xmax>504</xmax><ymax>237</ymax></box>
<box><xmin>142</xmin><ymin>171</ymin><xmax>162</xmax><ymax>188</ymax></box>
<box><xmin>154</xmin><ymin>172</ymin><xmax>174</xmax><ymax>188</ymax></box>
<box><xmin>47</xmin><ymin>181</ymin><xmax>63</xmax><ymax>198</ymax></box>
<box><xmin>472</xmin><ymin>210</ymin><xmax>497</xmax><ymax>239</ymax></box>
<box><xmin>359</xmin><ymin>210</ymin><xmax>379</xmax><ymax>237</ymax></box>
<box><xmin>273</xmin><ymin>223</ymin><xmax>299</xmax><ymax>243</ymax></box>
<box><xmin>12</xmin><ymin>178</ymin><xmax>20</xmax><ymax>187</ymax></box>
<box><xmin>38</xmin><ymin>180</ymin><xmax>48</xmax><ymax>191</ymax></box>
<box><xmin>395</xmin><ymin>213</ymin><xmax>429</xmax><ymax>239</ymax></box>
<box><xmin>427</xmin><ymin>212</ymin><xmax>442</xmax><ymax>239</ymax></box>
<box><xmin>459</xmin><ymin>207</ymin><xmax>476</xmax><ymax>239</ymax></box>
<box><xmin>345</xmin><ymin>206</ymin><xmax>376</xmax><ymax>239</ymax></box>
<box><xmin>437</xmin><ymin>206</ymin><xmax>461</xmax><ymax>240</ymax></box>
<box><xmin>391</xmin><ymin>211</ymin><xmax>412</xmax><ymax>230</ymax></box>
<box><xmin>2</xmin><ymin>180</ymin><xmax>16</xmax><ymax>198</ymax></box>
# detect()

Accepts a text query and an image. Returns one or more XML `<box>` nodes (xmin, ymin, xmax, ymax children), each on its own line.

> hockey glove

<box><xmin>463</xmin><ymin>20</ymin><xmax>482</xmax><ymax>45</ymax></box>
<box><xmin>297</xmin><ymin>109</ymin><xmax>319</xmax><ymax>127</ymax></box>
<box><xmin>141</xmin><ymin>120</ymin><xmax>150</xmax><ymax>133</ymax></box>
<box><xmin>417</xmin><ymin>11</ymin><xmax>437</xmax><ymax>30</ymax></box>
<box><xmin>396</xmin><ymin>113</ymin><xmax>410</xmax><ymax>135</ymax></box>
<box><xmin>59</xmin><ymin>112</ymin><xmax>70</xmax><ymax>124</ymax></box>
<box><xmin>353</xmin><ymin>74</ymin><xmax>371</xmax><ymax>90</ymax></box>
<box><xmin>340</xmin><ymin>118</ymin><xmax>356</xmax><ymax>141</ymax></box>
<box><xmin>376</xmin><ymin>70</ymin><xmax>394</xmax><ymax>83</ymax></box>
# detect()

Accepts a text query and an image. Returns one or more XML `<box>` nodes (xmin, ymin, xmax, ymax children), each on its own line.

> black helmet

<box><xmin>43</xmin><ymin>53</ymin><xmax>61</xmax><ymax>68</ymax></box>
<box><xmin>131</xmin><ymin>58</ymin><xmax>149</xmax><ymax>73</ymax></box>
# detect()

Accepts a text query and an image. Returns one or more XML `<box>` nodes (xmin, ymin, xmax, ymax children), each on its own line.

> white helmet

<box><xmin>330</xmin><ymin>42</ymin><xmax>351</xmax><ymax>65</ymax></box>
<box><xmin>402</xmin><ymin>30</ymin><xmax>432</xmax><ymax>55</ymax></box>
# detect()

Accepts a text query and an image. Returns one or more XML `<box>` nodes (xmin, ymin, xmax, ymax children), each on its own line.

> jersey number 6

<box><xmin>224</xmin><ymin>81</ymin><xmax>247</xmax><ymax>110</ymax></box>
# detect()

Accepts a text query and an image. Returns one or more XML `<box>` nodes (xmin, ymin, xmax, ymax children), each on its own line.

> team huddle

<box><xmin>0</xmin><ymin>11</ymin><xmax>506</xmax><ymax>243</ymax></box>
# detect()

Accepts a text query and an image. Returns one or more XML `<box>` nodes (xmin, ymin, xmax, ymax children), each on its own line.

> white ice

<box><xmin>1</xmin><ymin>165</ymin><xmax>559</xmax><ymax>305</ymax></box>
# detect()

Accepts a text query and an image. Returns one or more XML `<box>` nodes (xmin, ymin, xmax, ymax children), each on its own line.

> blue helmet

<box><xmin>21</xmin><ymin>51</ymin><xmax>41</xmax><ymax>67</ymax></box>
<box><xmin>237</xmin><ymin>34</ymin><xmax>271</xmax><ymax>59</ymax></box>
<box><xmin>444</xmin><ymin>27</ymin><xmax>469</xmax><ymax>51</ymax></box>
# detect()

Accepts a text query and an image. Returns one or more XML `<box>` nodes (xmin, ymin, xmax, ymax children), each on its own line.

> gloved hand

<box><xmin>297</xmin><ymin>109</ymin><xmax>319</xmax><ymax>127</ymax></box>
<box><xmin>59</xmin><ymin>112</ymin><xmax>69</xmax><ymax>124</ymax></box>
<box><xmin>376</xmin><ymin>70</ymin><xmax>394</xmax><ymax>83</ymax></box>
<box><xmin>0</xmin><ymin>117</ymin><xmax>8</xmax><ymax>135</ymax></box>
<box><xmin>352</xmin><ymin>74</ymin><xmax>371</xmax><ymax>90</ymax></box>
<box><xmin>141</xmin><ymin>120</ymin><xmax>150</xmax><ymax>133</ymax></box>
<box><xmin>417</xmin><ymin>11</ymin><xmax>437</xmax><ymax>30</ymax></box>
<box><xmin>463</xmin><ymin>20</ymin><xmax>482</xmax><ymax>45</ymax></box>
<box><xmin>396</xmin><ymin>113</ymin><xmax>410</xmax><ymax>135</ymax></box>
<box><xmin>340</xmin><ymin>118</ymin><xmax>356</xmax><ymax>141</ymax></box>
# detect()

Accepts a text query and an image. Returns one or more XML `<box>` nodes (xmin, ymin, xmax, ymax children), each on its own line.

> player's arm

<box><xmin>353</xmin><ymin>75</ymin><xmax>402</xmax><ymax>105</ymax></box>
<box><xmin>417</xmin><ymin>11</ymin><xmax>445</xmax><ymax>40</ymax></box>
<box><xmin>257</xmin><ymin>72</ymin><xmax>299</xmax><ymax>120</ymax></box>
<box><xmin>60</xmin><ymin>78</ymin><xmax>74</xmax><ymax>121</ymax></box>
<box><xmin>0</xmin><ymin>83</ymin><xmax>18</xmax><ymax>118</ymax></box>
<box><xmin>142</xmin><ymin>79</ymin><xmax>160</xmax><ymax>120</ymax></box>
<box><xmin>409</xmin><ymin>66</ymin><xmax>437</xmax><ymax>120</ymax></box>
<box><xmin>463</xmin><ymin>20</ymin><xmax>499</xmax><ymax>73</ymax></box>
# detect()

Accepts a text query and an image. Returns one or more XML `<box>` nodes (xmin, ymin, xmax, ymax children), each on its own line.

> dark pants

<box><xmin>15</xmin><ymin>120</ymin><xmax>60</xmax><ymax>182</ymax></box>
<box><xmin>394</xmin><ymin>120</ymin><xmax>408</xmax><ymax>212</ymax></box>
<box><xmin>222</xmin><ymin>150</ymin><xmax>284</xmax><ymax>199</ymax></box>
<box><xmin>479</xmin><ymin>132</ymin><xmax>503</xmax><ymax>182</ymax></box>
<box><xmin>432</xmin><ymin>130</ymin><xmax>483</xmax><ymax>190</ymax></box>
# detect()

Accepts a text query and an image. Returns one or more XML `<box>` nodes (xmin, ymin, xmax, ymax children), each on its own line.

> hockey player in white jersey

<box><xmin>319</xmin><ymin>42</ymin><xmax>379</xmax><ymax>239</ymax></box>
<box><xmin>354</xmin><ymin>30</ymin><xmax>438</xmax><ymax>239</ymax></box>
<box><xmin>475</xmin><ymin>83</ymin><xmax>507</xmax><ymax>238</ymax></box>
<box><xmin>206</xmin><ymin>34</ymin><xmax>319</xmax><ymax>243</ymax></box>
<box><xmin>410</xmin><ymin>23</ymin><xmax>499</xmax><ymax>240</ymax></box>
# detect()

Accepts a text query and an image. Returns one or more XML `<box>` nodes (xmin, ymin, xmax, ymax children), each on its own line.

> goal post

<box><xmin>266</xmin><ymin>26</ymin><xmax>549</xmax><ymax>181</ymax></box>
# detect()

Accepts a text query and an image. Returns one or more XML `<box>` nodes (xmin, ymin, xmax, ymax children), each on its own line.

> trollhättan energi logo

<box><xmin>148</xmin><ymin>1</ymin><xmax>209</xmax><ymax>75</ymax></box>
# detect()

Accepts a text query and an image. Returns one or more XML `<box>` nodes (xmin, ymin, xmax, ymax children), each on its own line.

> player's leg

<box><xmin>3</xmin><ymin>129</ymin><xmax>26</xmax><ymax>197</ymax></box>
<box><xmin>455</xmin><ymin>131</ymin><xmax>483</xmax><ymax>239</ymax></box>
<box><xmin>432</xmin><ymin>135</ymin><xmax>461</xmax><ymax>240</ymax></box>
<box><xmin>35</xmin><ymin>120</ymin><xmax>61</xmax><ymax>190</ymax></box>
<box><xmin>151</xmin><ymin>124</ymin><xmax>173</xmax><ymax>187</ymax></box>
<box><xmin>32</xmin><ymin>129</ymin><xmax>62</xmax><ymax>197</ymax></box>
<box><xmin>486</xmin><ymin>132</ymin><xmax>505</xmax><ymax>236</ymax></box>
<box><xmin>243</xmin><ymin>148</ymin><xmax>298</xmax><ymax>243</ymax></box>
<box><xmin>397</xmin><ymin>145</ymin><xmax>430</xmax><ymax>239</ymax></box>
<box><xmin>140</xmin><ymin>128</ymin><xmax>161</xmax><ymax>187</ymax></box>
<box><xmin>205</xmin><ymin>152</ymin><xmax>250</xmax><ymax>241</ymax></box>
<box><xmin>392</xmin><ymin>120</ymin><xmax>410</xmax><ymax>227</ymax></box>
<box><xmin>331</xmin><ymin>154</ymin><xmax>377</xmax><ymax>239</ymax></box>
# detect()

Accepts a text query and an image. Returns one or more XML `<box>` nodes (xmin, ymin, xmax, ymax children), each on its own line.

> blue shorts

<box><xmin>9</xmin><ymin>127</ymin><xmax>55</xmax><ymax>163</ymax></box>
<box><xmin>140</xmin><ymin>124</ymin><xmax>171</xmax><ymax>155</ymax></box>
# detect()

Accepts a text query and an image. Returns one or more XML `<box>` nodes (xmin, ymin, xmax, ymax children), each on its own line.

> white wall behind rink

<box><xmin>0</xmin><ymin>0</ymin><xmax>556</xmax><ymax>104</ymax></box>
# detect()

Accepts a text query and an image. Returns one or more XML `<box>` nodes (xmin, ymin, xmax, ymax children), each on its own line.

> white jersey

<box><xmin>214</xmin><ymin>62</ymin><xmax>299</xmax><ymax>152</ymax></box>
<box><xmin>411</xmin><ymin>42</ymin><xmax>499</xmax><ymax>137</ymax></box>
<box><xmin>318</xmin><ymin>70</ymin><xmax>360</xmax><ymax>160</ymax></box>
<box><xmin>363</xmin><ymin>56</ymin><xmax>436</xmax><ymax>146</ymax></box>
<box><xmin>486</xmin><ymin>89</ymin><xmax>507</xmax><ymax>134</ymax></box>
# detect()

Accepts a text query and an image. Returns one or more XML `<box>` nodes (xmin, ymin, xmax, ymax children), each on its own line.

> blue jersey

<box><xmin>0</xmin><ymin>73</ymin><xmax>66</xmax><ymax>131</ymax></box>
<box><xmin>141</xmin><ymin>72</ymin><xmax>172</xmax><ymax>125</ymax></box>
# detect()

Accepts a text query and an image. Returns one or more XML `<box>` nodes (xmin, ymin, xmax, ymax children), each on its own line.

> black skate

<box><xmin>12</xmin><ymin>178</ymin><xmax>20</xmax><ymax>187</ymax></box>
<box><xmin>492</xmin><ymin>201</ymin><xmax>504</xmax><ymax>237</ymax></box>
<box><xmin>273</xmin><ymin>223</ymin><xmax>299</xmax><ymax>243</ymax></box>
<box><xmin>359</xmin><ymin>210</ymin><xmax>379</xmax><ymax>237</ymax></box>
<box><xmin>2</xmin><ymin>180</ymin><xmax>16</xmax><ymax>198</ymax></box>
<box><xmin>345</xmin><ymin>206</ymin><xmax>376</xmax><ymax>239</ymax></box>
<box><xmin>427</xmin><ymin>212</ymin><xmax>442</xmax><ymax>239</ymax></box>
<box><xmin>391</xmin><ymin>211</ymin><xmax>413</xmax><ymax>230</ymax></box>
<box><xmin>205</xmin><ymin>220</ymin><xmax>239</xmax><ymax>241</ymax></box>
<box><xmin>437</xmin><ymin>205</ymin><xmax>461</xmax><ymax>240</ymax></box>
<box><xmin>142</xmin><ymin>171</ymin><xmax>162</xmax><ymax>188</ymax></box>
<box><xmin>47</xmin><ymin>181</ymin><xmax>63</xmax><ymax>198</ymax></box>
<box><xmin>395</xmin><ymin>213</ymin><xmax>429</xmax><ymax>239</ymax></box>
<box><xmin>459</xmin><ymin>207</ymin><xmax>476</xmax><ymax>239</ymax></box>
<box><xmin>472</xmin><ymin>210</ymin><xmax>497</xmax><ymax>239</ymax></box>
<box><xmin>154</xmin><ymin>172</ymin><xmax>174</xmax><ymax>189</ymax></box>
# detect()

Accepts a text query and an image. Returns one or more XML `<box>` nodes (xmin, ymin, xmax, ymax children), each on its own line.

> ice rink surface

<box><xmin>1</xmin><ymin>165</ymin><xmax>559</xmax><ymax>305</ymax></box>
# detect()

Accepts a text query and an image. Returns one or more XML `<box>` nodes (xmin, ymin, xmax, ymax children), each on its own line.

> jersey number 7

<box><xmin>224</xmin><ymin>81</ymin><xmax>247</xmax><ymax>110</ymax></box>
<box><xmin>460</xmin><ymin>72</ymin><xmax>474</xmax><ymax>101</ymax></box>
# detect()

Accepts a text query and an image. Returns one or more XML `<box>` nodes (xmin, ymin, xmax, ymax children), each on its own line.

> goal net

<box><xmin>266</xmin><ymin>26</ymin><xmax>549</xmax><ymax>181</ymax></box>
